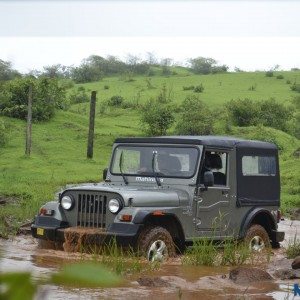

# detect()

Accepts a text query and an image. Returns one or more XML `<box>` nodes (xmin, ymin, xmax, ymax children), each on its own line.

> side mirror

<box><xmin>203</xmin><ymin>171</ymin><xmax>214</xmax><ymax>187</ymax></box>
<box><xmin>103</xmin><ymin>168</ymin><xmax>108</xmax><ymax>181</ymax></box>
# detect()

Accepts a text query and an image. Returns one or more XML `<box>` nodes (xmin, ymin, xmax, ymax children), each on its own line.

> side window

<box><xmin>201</xmin><ymin>151</ymin><xmax>228</xmax><ymax>186</ymax></box>
<box><xmin>242</xmin><ymin>156</ymin><xmax>276</xmax><ymax>176</ymax></box>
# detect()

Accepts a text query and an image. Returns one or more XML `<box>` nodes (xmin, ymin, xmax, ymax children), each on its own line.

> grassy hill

<box><xmin>0</xmin><ymin>70</ymin><xmax>299</xmax><ymax>236</ymax></box>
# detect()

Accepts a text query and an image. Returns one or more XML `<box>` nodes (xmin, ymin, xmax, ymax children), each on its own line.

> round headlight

<box><xmin>108</xmin><ymin>199</ymin><xmax>121</xmax><ymax>214</ymax></box>
<box><xmin>61</xmin><ymin>195</ymin><xmax>74</xmax><ymax>210</ymax></box>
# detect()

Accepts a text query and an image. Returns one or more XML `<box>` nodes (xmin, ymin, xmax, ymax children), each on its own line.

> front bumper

<box><xmin>31</xmin><ymin>216</ymin><xmax>143</xmax><ymax>247</ymax></box>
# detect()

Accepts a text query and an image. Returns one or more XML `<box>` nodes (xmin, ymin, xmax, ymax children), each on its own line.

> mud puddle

<box><xmin>1</xmin><ymin>219</ymin><xmax>300</xmax><ymax>299</ymax></box>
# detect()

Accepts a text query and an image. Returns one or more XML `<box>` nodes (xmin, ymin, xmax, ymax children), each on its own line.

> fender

<box><xmin>239</xmin><ymin>207</ymin><xmax>277</xmax><ymax>239</ymax></box>
<box><xmin>132</xmin><ymin>210</ymin><xmax>185</xmax><ymax>242</ymax></box>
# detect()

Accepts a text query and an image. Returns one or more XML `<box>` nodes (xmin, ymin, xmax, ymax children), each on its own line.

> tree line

<box><xmin>0</xmin><ymin>55</ymin><xmax>229</xmax><ymax>84</ymax></box>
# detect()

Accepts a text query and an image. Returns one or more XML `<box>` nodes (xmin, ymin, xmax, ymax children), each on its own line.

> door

<box><xmin>193</xmin><ymin>150</ymin><xmax>232</xmax><ymax>238</ymax></box>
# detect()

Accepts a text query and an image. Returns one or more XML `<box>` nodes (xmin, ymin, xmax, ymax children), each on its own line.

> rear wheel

<box><xmin>137</xmin><ymin>226</ymin><xmax>176</xmax><ymax>262</ymax></box>
<box><xmin>245</xmin><ymin>224</ymin><xmax>271</xmax><ymax>252</ymax></box>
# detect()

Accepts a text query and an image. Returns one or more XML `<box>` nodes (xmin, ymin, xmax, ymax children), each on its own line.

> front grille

<box><xmin>77</xmin><ymin>193</ymin><xmax>107</xmax><ymax>228</ymax></box>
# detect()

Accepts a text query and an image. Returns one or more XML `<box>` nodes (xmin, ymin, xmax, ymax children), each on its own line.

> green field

<box><xmin>0</xmin><ymin>70</ymin><xmax>299</xmax><ymax>237</ymax></box>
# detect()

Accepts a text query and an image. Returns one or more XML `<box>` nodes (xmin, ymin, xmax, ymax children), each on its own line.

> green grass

<box><xmin>0</xmin><ymin>69</ymin><xmax>299</xmax><ymax>236</ymax></box>
<box><xmin>75</xmin><ymin>70</ymin><xmax>300</xmax><ymax>107</ymax></box>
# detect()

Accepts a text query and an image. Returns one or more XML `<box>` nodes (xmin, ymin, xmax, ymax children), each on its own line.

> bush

<box><xmin>286</xmin><ymin>235</ymin><xmax>300</xmax><ymax>258</ymax></box>
<box><xmin>140</xmin><ymin>89</ymin><xmax>174</xmax><ymax>136</ymax></box>
<box><xmin>286</xmin><ymin>79</ymin><xmax>291</xmax><ymax>84</ymax></box>
<box><xmin>0</xmin><ymin>77</ymin><xmax>67</xmax><ymax>121</ymax></box>
<box><xmin>108</xmin><ymin>95</ymin><xmax>124</xmax><ymax>106</ymax></box>
<box><xmin>248</xmin><ymin>84</ymin><xmax>256</xmax><ymax>91</ymax></box>
<box><xmin>182</xmin><ymin>85</ymin><xmax>194</xmax><ymax>91</ymax></box>
<box><xmin>140</xmin><ymin>100</ymin><xmax>174</xmax><ymax>135</ymax></box>
<box><xmin>291</xmin><ymin>82</ymin><xmax>300</xmax><ymax>93</ymax></box>
<box><xmin>194</xmin><ymin>84</ymin><xmax>204</xmax><ymax>93</ymax></box>
<box><xmin>104</xmin><ymin>85</ymin><xmax>109</xmax><ymax>90</ymax></box>
<box><xmin>259</xmin><ymin>98</ymin><xmax>293</xmax><ymax>131</ymax></box>
<box><xmin>226</xmin><ymin>98</ymin><xmax>260</xmax><ymax>127</ymax></box>
<box><xmin>176</xmin><ymin>95</ymin><xmax>214</xmax><ymax>135</ymax></box>
<box><xmin>226</xmin><ymin>98</ymin><xmax>293</xmax><ymax>132</ymax></box>
<box><xmin>265</xmin><ymin>71</ymin><xmax>273</xmax><ymax>77</ymax></box>
<box><xmin>69</xmin><ymin>87</ymin><xmax>89</xmax><ymax>104</ymax></box>
<box><xmin>276</xmin><ymin>74</ymin><xmax>284</xmax><ymax>79</ymax></box>
<box><xmin>59</xmin><ymin>79</ymin><xmax>75</xmax><ymax>89</ymax></box>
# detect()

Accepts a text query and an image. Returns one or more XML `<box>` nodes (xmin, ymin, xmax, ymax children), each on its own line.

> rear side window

<box><xmin>242</xmin><ymin>156</ymin><xmax>276</xmax><ymax>176</ymax></box>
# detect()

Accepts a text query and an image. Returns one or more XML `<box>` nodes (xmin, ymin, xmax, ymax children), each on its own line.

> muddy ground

<box><xmin>1</xmin><ymin>219</ymin><xmax>300</xmax><ymax>300</ymax></box>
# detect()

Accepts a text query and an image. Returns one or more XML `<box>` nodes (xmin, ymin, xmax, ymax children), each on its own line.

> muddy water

<box><xmin>0</xmin><ymin>219</ymin><xmax>299</xmax><ymax>299</ymax></box>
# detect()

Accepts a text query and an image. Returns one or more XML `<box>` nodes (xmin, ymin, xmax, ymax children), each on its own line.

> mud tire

<box><xmin>137</xmin><ymin>226</ymin><xmax>176</xmax><ymax>261</ymax></box>
<box><xmin>244</xmin><ymin>224</ymin><xmax>271</xmax><ymax>251</ymax></box>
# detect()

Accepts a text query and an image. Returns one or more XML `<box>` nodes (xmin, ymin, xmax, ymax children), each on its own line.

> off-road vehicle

<box><xmin>31</xmin><ymin>136</ymin><xmax>284</xmax><ymax>261</ymax></box>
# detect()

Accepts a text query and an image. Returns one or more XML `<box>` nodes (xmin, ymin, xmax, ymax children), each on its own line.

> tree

<box><xmin>0</xmin><ymin>77</ymin><xmax>67</xmax><ymax>121</ymax></box>
<box><xmin>189</xmin><ymin>57</ymin><xmax>217</xmax><ymax>75</ymax></box>
<box><xmin>0</xmin><ymin>59</ymin><xmax>21</xmax><ymax>81</ymax></box>
<box><xmin>40</xmin><ymin>64</ymin><xmax>71</xmax><ymax>78</ymax></box>
<box><xmin>175</xmin><ymin>95</ymin><xmax>214</xmax><ymax>135</ymax></box>
<box><xmin>189</xmin><ymin>57</ymin><xmax>228</xmax><ymax>75</ymax></box>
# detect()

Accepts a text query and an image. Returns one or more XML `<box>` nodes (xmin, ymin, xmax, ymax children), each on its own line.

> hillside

<box><xmin>0</xmin><ymin>70</ymin><xmax>299</xmax><ymax>236</ymax></box>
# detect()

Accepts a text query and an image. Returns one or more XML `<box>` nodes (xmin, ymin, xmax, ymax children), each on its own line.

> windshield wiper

<box><xmin>119</xmin><ymin>151</ymin><xmax>128</xmax><ymax>185</ymax></box>
<box><xmin>152</xmin><ymin>151</ymin><xmax>161</xmax><ymax>187</ymax></box>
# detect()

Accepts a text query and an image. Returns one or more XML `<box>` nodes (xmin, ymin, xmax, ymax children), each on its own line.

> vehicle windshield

<box><xmin>111</xmin><ymin>145</ymin><xmax>199</xmax><ymax>178</ymax></box>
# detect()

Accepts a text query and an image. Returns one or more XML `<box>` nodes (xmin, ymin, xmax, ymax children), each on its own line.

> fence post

<box><xmin>25</xmin><ymin>85</ymin><xmax>33</xmax><ymax>156</ymax></box>
<box><xmin>87</xmin><ymin>91</ymin><xmax>97</xmax><ymax>159</ymax></box>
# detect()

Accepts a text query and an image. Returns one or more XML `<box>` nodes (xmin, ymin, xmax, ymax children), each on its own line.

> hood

<box><xmin>65</xmin><ymin>183</ymin><xmax>190</xmax><ymax>207</ymax></box>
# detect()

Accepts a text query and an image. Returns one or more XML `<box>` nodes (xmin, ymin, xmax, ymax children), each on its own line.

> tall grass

<box><xmin>286</xmin><ymin>234</ymin><xmax>300</xmax><ymax>259</ymax></box>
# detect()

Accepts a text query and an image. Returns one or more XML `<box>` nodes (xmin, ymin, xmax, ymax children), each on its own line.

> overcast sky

<box><xmin>0</xmin><ymin>0</ymin><xmax>299</xmax><ymax>72</ymax></box>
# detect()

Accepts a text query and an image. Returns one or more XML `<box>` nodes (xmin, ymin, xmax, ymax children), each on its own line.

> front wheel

<box><xmin>244</xmin><ymin>224</ymin><xmax>271</xmax><ymax>252</ymax></box>
<box><xmin>137</xmin><ymin>226</ymin><xmax>176</xmax><ymax>262</ymax></box>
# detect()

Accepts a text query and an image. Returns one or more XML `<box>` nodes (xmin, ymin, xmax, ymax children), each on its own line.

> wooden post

<box><xmin>25</xmin><ymin>85</ymin><xmax>33</xmax><ymax>156</ymax></box>
<box><xmin>87</xmin><ymin>91</ymin><xmax>97</xmax><ymax>159</ymax></box>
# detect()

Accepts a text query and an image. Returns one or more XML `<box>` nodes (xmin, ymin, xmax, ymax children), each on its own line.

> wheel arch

<box><xmin>133</xmin><ymin>211</ymin><xmax>185</xmax><ymax>251</ymax></box>
<box><xmin>240</xmin><ymin>208</ymin><xmax>276</xmax><ymax>239</ymax></box>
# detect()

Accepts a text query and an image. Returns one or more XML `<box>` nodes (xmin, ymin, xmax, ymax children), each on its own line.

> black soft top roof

<box><xmin>114</xmin><ymin>136</ymin><xmax>277</xmax><ymax>150</ymax></box>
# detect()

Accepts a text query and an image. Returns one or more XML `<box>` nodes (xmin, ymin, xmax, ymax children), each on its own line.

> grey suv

<box><xmin>31</xmin><ymin>136</ymin><xmax>284</xmax><ymax>261</ymax></box>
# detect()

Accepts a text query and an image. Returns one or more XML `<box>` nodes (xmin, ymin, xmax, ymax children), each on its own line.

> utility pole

<box><xmin>25</xmin><ymin>85</ymin><xmax>33</xmax><ymax>156</ymax></box>
<box><xmin>87</xmin><ymin>91</ymin><xmax>97</xmax><ymax>159</ymax></box>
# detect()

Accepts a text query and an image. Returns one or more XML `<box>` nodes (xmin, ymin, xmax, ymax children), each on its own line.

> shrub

<box><xmin>140</xmin><ymin>100</ymin><xmax>174</xmax><ymax>136</ymax></box>
<box><xmin>248</xmin><ymin>84</ymin><xmax>256</xmax><ymax>91</ymax></box>
<box><xmin>291</xmin><ymin>82</ymin><xmax>300</xmax><ymax>93</ymax></box>
<box><xmin>226</xmin><ymin>98</ymin><xmax>293</xmax><ymax>131</ymax></box>
<box><xmin>176</xmin><ymin>95</ymin><xmax>214</xmax><ymax>135</ymax></box>
<box><xmin>276</xmin><ymin>74</ymin><xmax>284</xmax><ymax>79</ymax></box>
<box><xmin>259</xmin><ymin>98</ymin><xmax>293</xmax><ymax>131</ymax></box>
<box><xmin>104</xmin><ymin>85</ymin><xmax>109</xmax><ymax>90</ymax></box>
<box><xmin>286</xmin><ymin>235</ymin><xmax>300</xmax><ymax>258</ymax></box>
<box><xmin>286</xmin><ymin>79</ymin><xmax>291</xmax><ymax>84</ymax></box>
<box><xmin>69</xmin><ymin>88</ymin><xmax>89</xmax><ymax>104</ymax></box>
<box><xmin>108</xmin><ymin>95</ymin><xmax>124</xmax><ymax>106</ymax></box>
<box><xmin>59</xmin><ymin>79</ymin><xmax>75</xmax><ymax>89</ymax></box>
<box><xmin>0</xmin><ymin>77</ymin><xmax>67</xmax><ymax>121</ymax></box>
<box><xmin>226</xmin><ymin>98</ymin><xmax>260</xmax><ymax>127</ymax></box>
<box><xmin>265</xmin><ymin>71</ymin><xmax>273</xmax><ymax>77</ymax></box>
<box><xmin>194</xmin><ymin>84</ymin><xmax>204</xmax><ymax>93</ymax></box>
<box><xmin>182</xmin><ymin>85</ymin><xmax>194</xmax><ymax>91</ymax></box>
